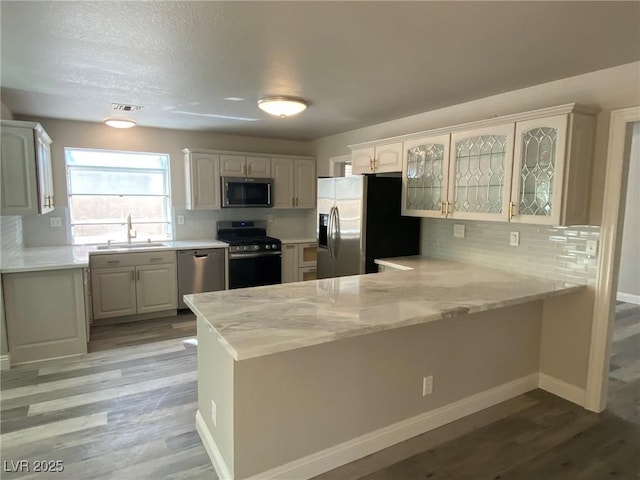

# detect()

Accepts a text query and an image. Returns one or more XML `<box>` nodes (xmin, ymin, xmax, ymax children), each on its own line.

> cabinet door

<box><xmin>91</xmin><ymin>267</ymin><xmax>137</xmax><ymax>319</ymax></box>
<box><xmin>3</xmin><ymin>269</ymin><xmax>87</xmax><ymax>364</ymax></box>
<box><xmin>220</xmin><ymin>155</ymin><xmax>246</xmax><ymax>177</ymax></box>
<box><xmin>294</xmin><ymin>159</ymin><xmax>316</xmax><ymax>208</ymax></box>
<box><xmin>375</xmin><ymin>142</ymin><xmax>403</xmax><ymax>173</ymax></box>
<box><xmin>510</xmin><ymin>115</ymin><xmax>568</xmax><ymax>225</ymax></box>
<box><xmin>188</xmin><ymin>153</ymin><xmax>220</xmax><ymax>209</ymax></box>
<box><xmin>136</xmin><ymin>263</ymin><xmax>178</xmax><ymax>314</ymax></box>
<box><xmin>402</xmin><ymin>134</ymin><xmax>450</xmax><ymax>217</ymax></box>
<box><xmin>246</xmin><ymin>156</ymin><xmax>271</xmax><ymax>177</ymax></box>
<box><xmin>281</xmin><ymin>244</ymin><xmax>298</xmax><ymax>283</ymax></box>
<box><xmin>299</xmin><ymin>266</ymin><xmax>317</xmax><ymax>282</ymax></box>
<box><xmin>448</xmin><ymin>124</ymin><xmax>515</xmax><ymax>221</ymax></box>
<box><xmin>35</xmin><ymin>131</ymin><xmax>54</xmax><ymax>213</ymax></box>
<box><xmin>0</xmin><ymin>126</ymin><xmax>39</xmax><ymax>215</ymax></box>
<box><xmin>351</xmin><ymin>147</ymin><xmax>375</xmax><ymax>174</ymax></box>
<box><xmin>297</xmin><ymin>242</ymin><xmax>317</xmax><ymax>267</ymax></box>
<box><xmin>271</xmin><ymin>157</ymin><xmax>294</xmax><ymax>208</ymax></box>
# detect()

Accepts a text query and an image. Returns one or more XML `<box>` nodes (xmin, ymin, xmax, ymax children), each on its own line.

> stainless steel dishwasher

<box><xmin>177</xmin><ymin>249</ymin><xmax>225</xmax><ymax>309</ymax></box>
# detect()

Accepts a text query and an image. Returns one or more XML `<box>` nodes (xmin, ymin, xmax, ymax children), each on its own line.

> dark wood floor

<box><xmin>1</xmin><ymin>305</ymin><xmax>638</xmax><ymax>479</ymax></box>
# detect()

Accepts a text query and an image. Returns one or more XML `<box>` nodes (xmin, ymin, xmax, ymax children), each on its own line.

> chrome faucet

<box><xmin>126</xmin><ymin>213</ymin><xmax>137</xmax><ymax>244</ymax></box>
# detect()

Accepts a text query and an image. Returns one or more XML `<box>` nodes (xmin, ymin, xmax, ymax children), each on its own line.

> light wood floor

<box><xmin>1</xmin><ymin>305</ymin><xmax>638</xmax><ymax>479</ymax></box>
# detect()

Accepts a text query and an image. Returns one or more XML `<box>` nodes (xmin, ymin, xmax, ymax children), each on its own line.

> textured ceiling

<box><xmin>1</xmin><ymin>1</ymin><xmax>639</xmax><ymax>141</ymax></box>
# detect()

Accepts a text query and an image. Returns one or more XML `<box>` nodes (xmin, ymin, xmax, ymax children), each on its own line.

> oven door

<box><xmin>228</xmin><ymin>252</ymin><xmax>282</xmax><ymax>289</ymax></box>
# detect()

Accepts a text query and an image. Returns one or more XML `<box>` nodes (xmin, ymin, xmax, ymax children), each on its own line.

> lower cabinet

<box><xmin>282</xmin><ymin>242</ymin><xmax>317</xmax><ymax>283</ymax></box>
<box><xmin>3</xmin><ymin>268</ymin><xmax>87</xmax><ymax>365</ymax></box>
<box><xmin>90</xmin><ymin>251</ymin><xmax>177</xmax><ymax>320</ymax></box>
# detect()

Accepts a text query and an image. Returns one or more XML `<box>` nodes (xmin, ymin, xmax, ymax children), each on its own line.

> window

<box><xmin>329</xmin><ymin>155</ymin><xmax>353</xmax><ymax>177</ymax></box>
<box><xmin>65</xmin><ymin>148</ymin><xmax>172</xmax><ymax>245</ymax></box>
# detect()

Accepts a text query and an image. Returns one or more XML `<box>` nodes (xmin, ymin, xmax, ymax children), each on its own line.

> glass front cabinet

<box><xmin>401</xmin><ymin>134</ymin><xmax>451</xmax><ymax>217</ymax></box>
<box><xmin>401</xmin><ymin>106</ymin><xmax>596</xmax><ymax>225</ymax></box>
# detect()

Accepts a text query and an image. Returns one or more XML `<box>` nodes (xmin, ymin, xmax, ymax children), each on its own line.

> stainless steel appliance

<box><xmin>317</xmin><ymin>175</ymin><xmax>420</xmax><ymax>278</ymax></box>
<box><xmin>216</xmin><ymin>220</ymin><xmax>282</xmax><ymax>289</ymax></box>
<box><xmin>221</xmin><ymin>177</ymin><xmax>273</xmax><ymax>208</ymax></box>
<box><xmin>177</xmin><ymin>248</ymin><xmax>226</xmax><ymax>309</ymax></box>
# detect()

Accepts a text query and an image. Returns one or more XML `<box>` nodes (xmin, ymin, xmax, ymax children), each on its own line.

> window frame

<box><xmin>64</xmin><ymin>147</ymin><xmax>172</xmax><ymax>245</ymax></box>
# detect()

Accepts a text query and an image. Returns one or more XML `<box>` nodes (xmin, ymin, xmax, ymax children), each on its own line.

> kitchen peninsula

<box><xmin>185</xmin><ymin>257</ymin><xmax>585</xmax><ymax>480</ymax></box>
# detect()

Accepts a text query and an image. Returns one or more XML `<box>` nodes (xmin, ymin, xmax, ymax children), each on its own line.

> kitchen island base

<box><xmin>196</xmin><ymin>301</ymin><xmax>547</xmax><ymax>480</ymax></box>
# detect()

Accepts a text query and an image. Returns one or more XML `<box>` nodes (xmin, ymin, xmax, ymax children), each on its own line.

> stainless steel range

<box><xmin>216</xmin><ymin>220</ymin><xmax>282</xmax><ymax>289</ymax></box>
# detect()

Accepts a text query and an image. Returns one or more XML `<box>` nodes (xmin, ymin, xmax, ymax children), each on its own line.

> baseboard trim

<box><xmin>238</xmin><ymin>373</ymin><xmax>538</xmax><ymax>480</ymax></box>
<box><xmin>538</xmin><ymin>373</ymin><xmax>585</xmax><ymax>406</ymax></box>
<box><xmin>616</xmin><ymin>292</ymin><xmax>640</xmax><ymax>305</ymax></box>
<box><xmin>196</xmin><ymin>411</ymin><xmax>233</xmax><ymax>480</ymax></box>
<box><xmin>0</xmin><ymin>355</ymin><xmax>10</xmax><ymax>370</ymax></box>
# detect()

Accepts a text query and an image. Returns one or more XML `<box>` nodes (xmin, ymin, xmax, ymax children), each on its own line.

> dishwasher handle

<box><xmin>194</xmin><ymin>253</ymin><xmax>210</xmax><ymax>258</ymax></box>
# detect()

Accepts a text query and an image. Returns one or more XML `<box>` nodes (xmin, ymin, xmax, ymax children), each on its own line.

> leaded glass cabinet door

<box><xmin>448</xmin><ymin>124</ymin><xmax>515</xmax><ymax>221</ymax></box>
<box><xmin>401</xmin><ymin>134</ymin><xmax>451</xmax><ymax>217</ymax></box>
<box><xmin>510</xmin><ymin>115</ymin><xmax>568</xmax><ymax>225</ymax></box>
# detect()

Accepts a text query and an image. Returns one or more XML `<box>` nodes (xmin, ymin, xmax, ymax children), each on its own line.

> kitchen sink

<box><xmin>96</xmin><ymin>242</ymin><xmax>167</xmax><ymax>250</ymax></box>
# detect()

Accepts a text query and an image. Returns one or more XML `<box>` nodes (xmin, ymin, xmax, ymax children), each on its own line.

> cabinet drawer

<box><xmin>297</xmin><ymin>243</ymin><xmax>317</xmax><ymax>268</ymax></box>
<box><xmin>90</xmin><ymin>250</ymin><xmax>176</xmax><ymax>269</ymax></box>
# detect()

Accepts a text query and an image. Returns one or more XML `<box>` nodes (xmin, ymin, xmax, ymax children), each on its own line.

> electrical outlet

<box><xmin>211</xmin><ymin>399</ymin><xmax>217</xmax><ymax>426</ymax></box>
<box><xmin>267</xmin><ymin>214</ymin><xmax>274</xmax><ymax>223</ymax></box>
<box><xmin>453</xmin><ymin>224</ymin><xmax>465</xmax><ymax>238</ymax></box>
<box><xmin>509</xmin><ymin>231</ymin><xmax>520</xmax><ymax>247</ymax></box>
<box><xmin>177</xmin><ymin>215</ymin><xmax>185</xmax><ymax>225</ymax></box>
<box><xmin>49</xmin><ymin>217</ymin><xmax>62</xmax><ymax>228</ymax></box>
<box><xmin>586</xmin><ymin>240</ymin><xmax>598</xmax><ymax>257</ymax></box>
<box><xmin>422</xmin><ymin>375</ymin><xmax>434</xmax><ymax>396</ymax></box>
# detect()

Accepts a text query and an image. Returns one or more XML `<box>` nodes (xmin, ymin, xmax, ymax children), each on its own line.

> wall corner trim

<box><xmin>538</xmin><ymin>373</ymin><xmax>586</xmax><ymax>406</ymax></box>
<box><xmin>196</xmin><ymin>411</ymin><xmax>233</xmax><ymax>480</ymax></box>
<box><xmin>199</xmin><ymin>374</ymin><xmax>539</xmax><ymax>480</ymax></box>
<box><xmin>0</xmin><ymin>355</ymin><xmax>9</xmax><ymax>370</ymax></box>
<box><xmin>616</xmin><ymin>292</ymin><xmax>640</xmax><ymax>305</ymax></box>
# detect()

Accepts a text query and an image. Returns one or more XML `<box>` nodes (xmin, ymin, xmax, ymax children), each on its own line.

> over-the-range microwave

<box><xmin>221</xmin><ymin>176</ymin><xmax>274</xmax><ymax>208</ymax></box>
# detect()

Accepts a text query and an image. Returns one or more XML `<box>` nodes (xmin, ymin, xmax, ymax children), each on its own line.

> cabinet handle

<box><xmin>285</xmin><ymin>245</ymin><xmax>295</xmax><ymax>249</ymax></box>
<box><xmin>137</xmin><ymin>270</ymin><xmax>140</xmax><ymax>281</ymax></box>
<box><xmin>439</xmin><ymin>201</ymin><xmax>445</xmax><ymax>216</ymax></box>
<box><xmin>150</xmin><ymin>257</ymin><xmax>163</xmax><ymax>261</ymax></box>
<box><xmin>50</xmin><ymin>195</ymin><xmax>54</xmax><ymax>207</ymax></box>
<box><xmin>295</xmin><ymin>197</ymin><xmax>298</xmax><ymax>207</ymax></box>
<box><xmin>107</xmin><ymin>260</ymin><xmax>120</xmax><ymax>264</ymax></box>
<box><xmin>509</xmin><ymin>201</ymin><xmax>515</xmax><ymax>220</ymax></box>
<box><xmin>445</xmin><ymin>201</ymin><xmax>451</xmax><ymax>216</ymax></box>
<box><xmin>292</xmin><ymin>196</ymin><xmax>295</xmax><ymax>206</ymax></box>
<box><xmin>131</xmin><ymin>270</ymin><xmax>135</xmax><ymax>281</ymax></box>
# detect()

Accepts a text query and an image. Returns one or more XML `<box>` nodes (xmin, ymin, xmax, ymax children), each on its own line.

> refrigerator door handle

<box><xmin>327</xmin><ymin>206</ymin><xmax>335</xmax><ymax>258</ymax></box>
<box><xmin>332</xmin><ymin>205</ymin><xmax>340</xmax><ymax>258</ymax></box>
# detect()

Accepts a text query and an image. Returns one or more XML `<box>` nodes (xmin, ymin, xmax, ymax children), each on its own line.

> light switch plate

<box><xmin>49</xmin><ymin>217</ymin><xmax>62</xmax><ymax>228</ymax></box>
<box><xmin>453</xmin><ymin>224</ymin><xmax>465</xmax><ymax>238</ymax></box>
<box><xmin>509</xmin><ymin>231</ymin><xmax>520</xmax><ymax>247</ymax></box>
<box><xmin>586</xmin><ymin>240</ymin><xmax>598</xmax><ymax>256</ymax></box>
<box><xmin>177</xmin><ymin>215</ymin><xmax>185</xmax><ymax>225</ymax></box>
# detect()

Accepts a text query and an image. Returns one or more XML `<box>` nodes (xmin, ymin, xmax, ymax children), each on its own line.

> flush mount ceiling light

<box><xmin>257</xmin><ymin>96</ymin><xmax>308</xmax><ymax>118</ymax></box>
<box><xmin>104</xmin><ymin>118</ymin><xmax>137</xmax><ymax>129</ymax></box>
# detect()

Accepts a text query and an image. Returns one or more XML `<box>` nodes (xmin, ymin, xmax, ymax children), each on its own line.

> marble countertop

<box><xmin>185</xmin><ymin>256</ymin><xmax>584</xmax><ymax>361</ymax></box>
<box><xmin>0</xmin><ymin>240</ymin><xmax>228</xmax><ymax>273</ymax></box>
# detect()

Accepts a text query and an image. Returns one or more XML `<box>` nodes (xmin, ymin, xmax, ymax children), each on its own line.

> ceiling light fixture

<box><xmin>257</xmin><ymin>96</ymin><xmax>308</xmax><ymax>118</ymax></box>
<box><xmin>104</xmin><ymin>118</ymin><xmax>137</xmax><ymax>129</ymax></box>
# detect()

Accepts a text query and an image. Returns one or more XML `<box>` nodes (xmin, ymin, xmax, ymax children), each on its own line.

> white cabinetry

<box><xmin>3</xmin><ymin>269</ymin><xmax>87</xmax><ymax>364</ymax></box>
<box><xmin>400</xmin><ymin>104</ymin><xmax>596</xmax><ymax>225</ymax></box>
<box><xmin>1</xmin><ymin>120</ymin><xmax>54</xmax><ymax>215</ymax></box>
<box><xmin>220</xmin><ymin>154</ymin><xmax>270</xmax><ymax>178</ymax></box>
<box><xmin>281</xmin><ymin>242</ymin><xmax>317</xmax><ymax>283</ymax></box>
<box><xmin>351</xmin><ymin>141</ymin><xmax>403</xmax><ymax>175</ymax></box>
<box><xmin>184</xmin><ymin>151</ymin><xmax>220</xmax><ymax>210</ymax></box>
<box><xmin>272</xmin><ymin>157</ymin><xmax>316</xmax><ymax>208</ymax></box>
<box><xmin>90</xmin><ymin>251</ymin><xmax>177</xmax><ymax>320</ymax></box>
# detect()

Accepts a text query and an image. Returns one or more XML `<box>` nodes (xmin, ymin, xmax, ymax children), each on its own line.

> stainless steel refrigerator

<box><xmin>317</xmin><ymin>175</ymin><xmax>420</xmax><ymax>279</ymax></box>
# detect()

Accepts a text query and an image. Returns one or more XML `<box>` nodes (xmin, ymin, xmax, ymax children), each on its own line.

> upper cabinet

<box><xmin>220</xmin><ymin>154</ymin><xmax>270</xmax><ymax>178</ymax></box>
<box><xmin>351</xmin><ymin>141</ymin><xmax>403</xmax><ymax>174</ymax></box>
<box><xmin>1</xmin><ymin>120</ymin><xmax>54</xmax><ymax>215</ymax></box>
<box><xmin>509</xmin><ymin>113</ymin><xmax>595</xmax><ymax>225</ymax></box>
<box><xmin>272</xmin><ymin>157</ymin><xmax>316</xmax><ymax>209</ymax></box>
<box><xmin>400</xmin><ymin>104</ymin><xmax>596</xmax><ymax>225</ymax></box>
<box><xmin>401</xmin><ymin>134</ymin><xmax>451</xmax><ymax>218</ymax></box>
<box><xmin>184</xmin><ymin>150</ymin><xmax>220</xmax><ymax>210</ymax></box>
<box><xmin>448</xmin><ymin>123</ymin><xmax>515</xmax><ymax>222</ymax></box>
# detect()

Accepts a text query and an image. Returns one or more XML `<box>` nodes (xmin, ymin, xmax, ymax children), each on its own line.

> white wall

<box><xmin>617</xmin><ymin>122</ymin><xmax>640</xmax><ymax>302</ymax></box>
<box><xmin>1</xmin><ymin>102</ymin><xmax>13</xmax><ymax>120</ymax></box>
<box><xmin>13</xmin><ymin>117</ymin><xmax>317</xmax><ymax>246</ymax></box>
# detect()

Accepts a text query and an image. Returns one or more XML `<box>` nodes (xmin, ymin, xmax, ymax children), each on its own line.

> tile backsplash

<box><xmin>0</xmin><ymin>216</ymin><xmax>23</xmax><ymax>258</ymax></box>
<box><xmin>421</xmin><ymin>218</ymin><xmax>600</xmax><ymax>284</ymax></box>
